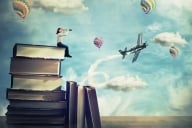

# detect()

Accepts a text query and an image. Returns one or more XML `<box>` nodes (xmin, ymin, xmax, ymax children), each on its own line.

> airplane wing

<box><xmin>137</xmin><ymin>33</ymin><xmax>142</xmax><ymax>46</ymax></box>
<box><xmin>132</xmin><ymin>51</ymin><xmax>140</xmax><ymax>63</ymax></box>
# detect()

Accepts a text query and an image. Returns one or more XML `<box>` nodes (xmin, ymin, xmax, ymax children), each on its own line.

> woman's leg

<box><xmin>57</xmin><ymin>42</ymin><xmax>72</xmax><ymax>57</ymax></box>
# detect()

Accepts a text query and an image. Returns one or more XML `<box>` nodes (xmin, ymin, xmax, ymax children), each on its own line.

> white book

<box><xmin>11</xmin><ymin>75</ymin><xmax>62</xmax><ymax>91</ymax></box>
<box><xmin>13</xmin><ymin>43</ymin><xmax>65</xmax><ymax>60</ymax></box>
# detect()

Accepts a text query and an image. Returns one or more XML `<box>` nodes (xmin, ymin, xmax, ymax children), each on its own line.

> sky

<box><xmin>0</xmin><ymin>0</ymin><xmax>192</xmax><ymax>116</ymax></box>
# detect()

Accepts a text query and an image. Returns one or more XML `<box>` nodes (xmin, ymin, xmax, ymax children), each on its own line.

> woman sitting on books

<box><xmin>56</xmin><ymin>27</ymin><xmax>72</xmax><ymax>58</ymax></box>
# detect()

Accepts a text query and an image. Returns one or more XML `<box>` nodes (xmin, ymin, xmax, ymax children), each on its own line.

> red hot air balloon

<box><xmin>93</xmin><ymin>37</ymin><xmax>103</xmax><ymax>49</ymax></box>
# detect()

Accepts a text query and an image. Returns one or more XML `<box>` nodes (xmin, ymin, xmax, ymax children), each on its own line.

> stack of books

<box><xmin>6</xmin><ymin>43</ymin><xmax>102</xmax><ymax>128</ymax></box>
<box><xmin>6</xmin><ymin>43</ymin><xmax>67</xmax><ymax>126</ymax></box>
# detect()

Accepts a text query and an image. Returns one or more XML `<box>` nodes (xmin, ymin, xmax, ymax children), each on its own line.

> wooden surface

<box><xmin>0</xmin><ymin>116</ymin><xmax>192</xmax><ymax>128</ymax></box>
<box><xmin>101</xmin><ymin>116</ymin><xmax>192</xmax><ymax>128</ymax></box>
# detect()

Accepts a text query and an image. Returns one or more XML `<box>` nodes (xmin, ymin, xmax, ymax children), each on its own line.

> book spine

<box><xmin>66</xmin><ymin>81</ymin><xmax>78</xmax><ymax>128</ymax></box>
<box><xmin>84</xmin><ymin>86</ymin><xmax>101</xmax><ymax>128</ymax></box>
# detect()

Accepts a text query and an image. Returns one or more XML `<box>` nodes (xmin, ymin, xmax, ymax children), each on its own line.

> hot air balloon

<box><xmin>12</xmin><ymin>0</ymin><xmax>32</xmax><ymax>19</ymax></box>
<box><xmin>93</xmin><ymin>37</ymin><xmax>103</xmax><ymax>49</ymax></box>
<box><xmin>140</xmin><ymin>0</ymin><xmax>155</xmax><ymax>14</ymax></box>
<box><xmin>169</xmin><ymin>46</ymin><xmax>179</xmax><ymax>58</ymax></box>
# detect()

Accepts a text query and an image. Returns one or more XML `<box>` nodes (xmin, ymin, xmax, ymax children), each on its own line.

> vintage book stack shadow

<box><xmin>6</xmin><ymin>43</ymin><xmax>67</xmax><ymax>127</ymax></box>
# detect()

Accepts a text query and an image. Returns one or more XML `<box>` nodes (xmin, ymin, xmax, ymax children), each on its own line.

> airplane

<box><xmin>119</xmin><ymin>33</ymin><xmax>148</xmax><ymax>63</ymax></box>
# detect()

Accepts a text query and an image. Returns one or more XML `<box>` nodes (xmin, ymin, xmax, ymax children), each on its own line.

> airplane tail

<box><xmin>119</xmin><ymin>47</ymin><xmax>128</xmax><ymax>59</ymax></box>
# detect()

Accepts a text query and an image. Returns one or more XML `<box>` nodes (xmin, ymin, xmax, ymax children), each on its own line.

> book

<box><xmin>6</xmin><ymin>115</ymin><xmax>66</xmax><ymax>125</ymax></box>
<box><xmin>13</xmin><ymin>43</ymin><xmax>65</xmax><ymax>60</ymax></box>
<box><xmin>66</xmin><ymin>81</ymin><xmax>78</xmax><ymax>128</ymax></box>
<box><xmin>10</xmin><ymin>57</ymin><xmax>61</xmax><ymax>76</ymax></box>
<box><xmin>9</xmin><ymin>100</ymin><xmax>67</xmax><ymax>109</ymax></box>
<box><xmin>84</xmin><ymin>86</ymin><xmax>101</xmax><ymax>128</ymax></box>
<box><xmin>6</xmin><ymin>105</ymin><xmax>66</xmax><ymax>116</ymax></box>
<box><xmin>7</xmin><ymin>88</ymin><xmax>66</xmax><ymax>101</ymax></box>
<box><xmin>11</xmin><ymin>75</ymin><xmax>62</xmax><ymax>91</ymax></box>
<box><xmin>77</xmin><ymin>85</ymin><xmax>85</xmax><ymax>128</ymax></box>
<box><xmin>7</xmin><ymin>125</ymin><xmax>66</xmax><ymax>128</ymax></box>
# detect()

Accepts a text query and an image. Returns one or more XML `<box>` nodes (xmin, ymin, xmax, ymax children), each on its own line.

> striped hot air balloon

<box><xmin>140</xmin><ymin>0</ymin><xmax>155</xmax><ymax>14</ymax></box>
<box><xmin>169</xmin><ymin>46</ymin><xmax>179</xmax><ymax>58</ymax></box>
<box><xmin>12</xmin><ymin>0</ymin><xmax>32</xmax><ymax>19</ymax></box>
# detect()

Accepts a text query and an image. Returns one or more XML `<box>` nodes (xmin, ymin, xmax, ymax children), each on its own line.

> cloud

<box><xmin>146</xmin><ymin>23</ymin><xmax>162</xmax><ymax>32</ymax></box>
<box><xmin>0</xmin><ymin>104</ymin><xmax>7</xmax><ymax>116</ymax></box>
<box><xmin>81</xmin><ymin>54</ymin><xmax>121</xmax><ymax>88</ymax></box>
<box><xmin>105</xmin><ymin>75</ymin><xmax>147</xmax><ymax>92</ymax></box>
<box><xmin>152</xmin><ymin>32</ymin><xmax>187</xmax><ymax>47</ymax></box>
<box><xmin>31</xmin><ymin>0</ymin><xmax>88</xmax><ymax>14</ymax></box>
<box><xmin>80</xmin><ymin>54</ymin><xmax>147</xmax><ymax>92</ymax></box>
<box><xmin>157</xmin><ymin>0</ymin><xmax>192</xmax><ymax>34</ymax></box>
<box><xmin>168</xmin><ymin>84</ymin><xmax>192</xmax><ymax>110</ymax></box>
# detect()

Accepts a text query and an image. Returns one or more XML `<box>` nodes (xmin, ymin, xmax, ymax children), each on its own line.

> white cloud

<box><xmin>0</xmin><ymin>105</ymin><xmax>6</xmax><ymax>116</ymax></box>
<box><xmin>168</xmin><ymin>85</ymin><xmax>192</xmax><ymax>109</ymax></box>
<box><xmin>152</xmin><ymin>32</ymin><xmax>187</xmax><ymax>47</ymax></box>
<box><xmin>105</xmin><ymin>75</ymin><xmax>147</xmax><ymax>91</ymax></box>
<box><xmin>80</xmin><ymin>54</ymin><xmax>147</xmax><ymax>92</ymax></box>
<box><xmin>146</xmin><ymin>23</ymin><xmax>162</xmax><ymax>32</ymax></box>
<box><xmin>81</xmin><ymin>54</ymin><xmax>121</xmax><ymax>88</ymax></box>
<box><xmin>98</xmin><ymin>94</ymin><xmax>123</xmax><ymax>115</ymax></box>
<box><xmin>156</xmin><ymin>0</ymin><xmax>192</xmax><ymax>34</ymax></box>
<box><xmin>31</xmin><ymin>0</ymin><xmax>88</xmax><ymax>14</ymax></box>
<box><xmin>157</xmin><ymin>0</ymin><xmax>192</xmax><ymax>13</ymax></box>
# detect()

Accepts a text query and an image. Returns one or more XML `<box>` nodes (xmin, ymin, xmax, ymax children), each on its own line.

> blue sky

<box><xmin>0</xmin><ymin>0</ymin><xmax>192</xmax><ymax>116</ymax></box>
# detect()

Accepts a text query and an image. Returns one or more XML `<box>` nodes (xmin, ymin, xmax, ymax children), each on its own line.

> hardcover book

<box><xmin>6</xmin><ymin>115</ymin><xmax>66</xmax><ymax>125</ymax></box>
<box><xmin>11</xmin><ymin>75</ymin><xmax>62</xmax><ymax>91</ymax></box>
<box><xmin>9</xmin><ymin>100</ymin><xmax>67</xmax><ymax>109</ymax></box>
<box><xmin>7</xmin><ymin>88</ymin><xmax>66</xmax><ymax>101</ymax></box>
<box><xmin>66</xmin><ymin>81</ymin><xmax>78</xmax><ymax>128</ymax></box>
<box><xmin>10</xmin><ymin>58</ymin><xmax>61</xmax><ymax>76</ymax></box>
<box><xmin>77</xmin><ymin>85</ymin><xmax>85</xmax><ymax>128</ymax></box>
<box><xmin>13</xmin><ymin>43</ymin><xmax>65</xmax><ymax>60</ymax></box>
<box><xmin>84</xmin><ymin>86</ymin><xmax>101</xmax><ymax>128</ymax></box>
<box><xmin>6</xmin><ymin>106</ymin><xmax>66</xmax><ymax>116</ymax></box>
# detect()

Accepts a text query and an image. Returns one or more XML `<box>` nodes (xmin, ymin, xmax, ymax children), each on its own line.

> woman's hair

<box><xmin>56</xmin><ymin>27</ymin><xmax>62</xmax><ymax>34</ymax></box>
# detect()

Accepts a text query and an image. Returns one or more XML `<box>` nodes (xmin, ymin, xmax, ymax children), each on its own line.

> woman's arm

<box><xmin>58</xmin><ymin>30</ymin><xmax>69</xmax><ymax>36</ymax></box>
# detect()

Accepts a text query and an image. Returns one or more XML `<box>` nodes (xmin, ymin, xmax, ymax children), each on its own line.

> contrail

<box><xmin>80</xmin><ymin>54</ymin><xmax>121</xmax><ymax>88</ymax></box>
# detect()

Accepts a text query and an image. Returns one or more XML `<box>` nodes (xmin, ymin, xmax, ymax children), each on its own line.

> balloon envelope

<box><xmin>169</xmin><ymin>46</ymin><xmax>179</xmax><ymax>58</ymax></box>
<box><xmin>140</xmin><ymin>0</ymin><xmax>155</xmax><ymax>14</ymax></box>
<box><xmin>12</xmin><ymin>0</ymin><xmax>32</xmax><ymax>19</ymax></box>
<box><xmin>93</xmin><ymin>37</ymin><xmax>103</xmax><ymax>48</ymax></box>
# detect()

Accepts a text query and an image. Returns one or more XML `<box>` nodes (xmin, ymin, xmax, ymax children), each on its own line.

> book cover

<box><xmin>77</xmin><ymin>85</ymin><xmax>85</xmax><ymax>128</ymax></box>
<box><xmin>84</xmin><ymin>86</ymin><xmax>101</xmax><ymax>128</ymax></box>
<box><xmin>10</xmin><ymin>58</ymin><xmax>61</xmax><ymax>76</ymax></box>
<box><xmin>66</xmin><ymin>81</ymin><xmax>78</xmax><ymax>128</ymax></box>
<box><xmin>13</xmin><ymin>43</ymin><xmax>65</xmax><ymax>60</ymax></box>
<box><xmin>11</xmin><ymin>75</ymin><xmax>62</xmax><ymax>91</ymax></box>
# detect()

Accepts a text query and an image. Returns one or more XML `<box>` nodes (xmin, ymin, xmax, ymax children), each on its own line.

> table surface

<box><xmin>1</xmin><ymin>116</ymin><xmax>192</xmax><ymax>128</ymax></box>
